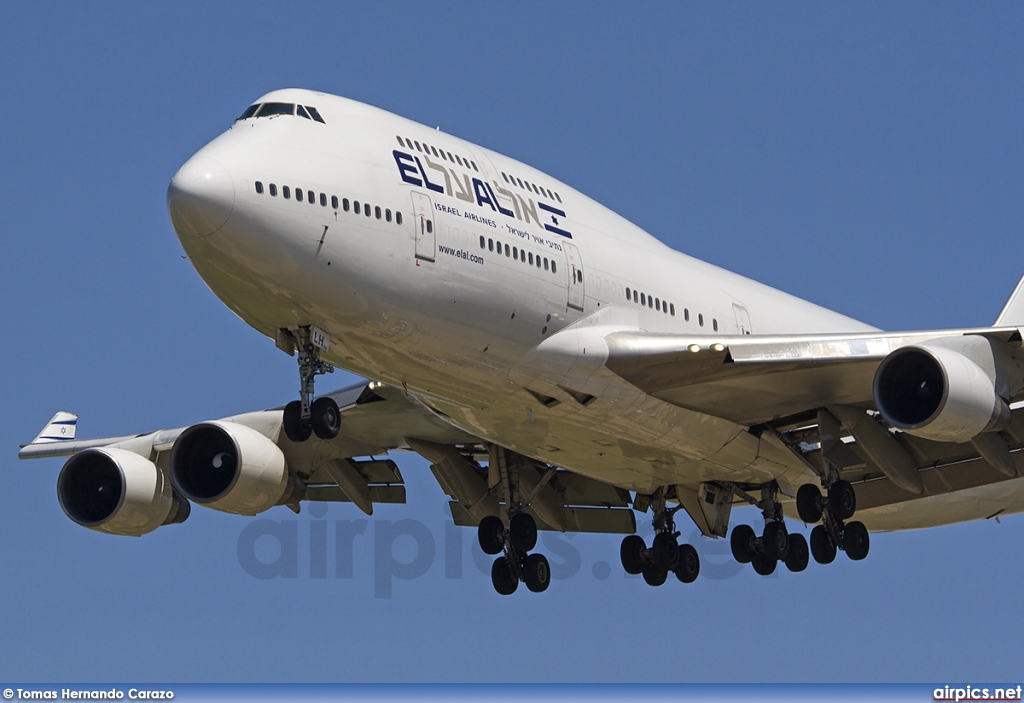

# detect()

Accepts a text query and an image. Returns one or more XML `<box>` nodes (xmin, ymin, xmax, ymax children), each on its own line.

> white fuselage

<box><xmin>170</xmin><ymin>89</ymin><xmax>1015</xmax><ymax>531</ymax></box>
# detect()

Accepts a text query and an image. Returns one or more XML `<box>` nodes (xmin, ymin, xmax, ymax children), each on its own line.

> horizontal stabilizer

<box><xmin>27</xmin><ymin>412</ymin><xmax>78</xmax><ymax>445</ymax></box>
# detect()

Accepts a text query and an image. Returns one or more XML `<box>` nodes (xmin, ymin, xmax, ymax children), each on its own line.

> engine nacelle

<box><xmin>169</xmin><ymin>420</ymin><xmax>302</xmax><ymax>515</ymax></box>
<box><xmin>57</xmin><ymin>447</ymin><xmax>190</xmax><ymax>536</ymax></box>
<box><xmin>873</xmin><ymin>342</ymin><xmax>1011</xmax><ymax>443</ymax></box>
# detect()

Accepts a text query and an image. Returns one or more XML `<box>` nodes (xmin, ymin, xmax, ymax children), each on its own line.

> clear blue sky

<box><xmin>3</xmin><ymin>1</ymin><xmax>1024</xmax><ymax>683</ymax></box>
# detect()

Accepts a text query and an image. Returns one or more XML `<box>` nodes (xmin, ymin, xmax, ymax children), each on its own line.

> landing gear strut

<box><xmin>281</xmin><ymin>326</ymin><xmax>339</xmax><ymax>443</ymax></box>
<box><xmin>618</xmin><ymin>488</ymin><xmax>701</xmax><ymax>586</ymax></box>
<box><xmin>479</xmin><ymin>447</ymin><xmax>552</xmax><ymax>595</ymax></box>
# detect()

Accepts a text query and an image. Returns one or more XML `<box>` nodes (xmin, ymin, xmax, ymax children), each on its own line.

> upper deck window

<box><xmin>257</xmin><ymin>102</ymin><xmax>295</xmax><ymax>117</ymax></box>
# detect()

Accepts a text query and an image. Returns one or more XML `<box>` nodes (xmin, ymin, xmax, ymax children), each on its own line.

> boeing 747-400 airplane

<box><xmin>21</xmin><ymin>88</ymin><xmax>1024</xmax><ymax>594</ymax></box>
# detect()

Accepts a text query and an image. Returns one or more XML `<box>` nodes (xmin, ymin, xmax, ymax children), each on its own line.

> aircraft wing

<box><xmin>603</xmin><ymin>324</ymin><xmax>1024</xmax><ymax>525</ymax></box>
<box><xmin>21</xmin><ymin>379</ymin><xmax>636</xmax><ymax>535</ymax></box>
<box><xmin>604</xmin><ymin>326</ymin><xmax>1024</xmax><ymax>426</ymax></box>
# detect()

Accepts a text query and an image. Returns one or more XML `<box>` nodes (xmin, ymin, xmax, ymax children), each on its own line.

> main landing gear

<box><xmin>728</xmin><ymin>479</ymin><xmax>869</xmax><ymax>575</ymax></box>
<box><xmin>618</xmin><ymin>489</ymin><xmax>700</xmax><ymax>587</ymax></box>
<box><xmin>479</xmin><ymin>447</ymin><xmax>551</xmax><ymax>595</ymax></box>
<box><xmin>796</xmin><ymin>479</ymin><xmax>870</xmax><ymax>564</ymax></box>
<box><xmin>281</xmin><ymin>326</ymin><xmax>340</xmax><ymax>443</ymax></box>
<box><xmin>729</xmin><ymin>484</ymin><xmax>810</xmax><ymax>576</ymax></box>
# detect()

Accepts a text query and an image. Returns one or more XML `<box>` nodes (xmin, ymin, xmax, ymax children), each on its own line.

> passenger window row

<box><xmin>254</xmin><ymin>181</ymin><xmax>404</xmax><ymax>226</ymax></box>
<box><xmin>624</xmin><ymin>286</ymin><xmax>718</xmax><ymax>329</ymax></box>
<box><xmin>479</xmin><ymin>236</ymin><xmax>558</xmax><ymax>275</ymax></box>
<box><xmin>500</xmin><ymin>171</ymin><xmax>562</xmax><ymax>204</ymax></box>
<box><xmin>396</xmin><ymin>136</ymin><xmax>478</xmax><ymax>172</ymax></box>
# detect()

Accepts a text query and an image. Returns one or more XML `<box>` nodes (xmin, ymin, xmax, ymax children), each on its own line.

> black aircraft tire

<box><xmin>283</xmin><ymin>400</ymin><xmax>312</xmax><ymax>443</ymax></box>
<box><xmin>310</xmin><ymin>396</ymin><xmax>341</xmax><ymax>440</ymax></box>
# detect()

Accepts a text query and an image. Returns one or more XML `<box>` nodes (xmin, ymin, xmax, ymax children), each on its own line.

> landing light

<box><xmin>713</xmin><ymin>343</ymin><xmax>726</xmax><ymax>352</ymax></box>
<box><xmin>688</xmin><ymin>344</ymin><xmax>701</xmax><ymax>354</ymax></box>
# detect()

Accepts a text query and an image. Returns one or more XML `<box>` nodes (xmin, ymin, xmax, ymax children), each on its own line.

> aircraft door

<box><xmin>563</xmin><ymin>241</ymin><xmax>585</xmax><ymax>311</ymax></box>
<box><xmin>733</xmin><ymin>303</ymin><xmax>752</xmax><ymax>334</ymax></box>
<box><xmin>411</xmin><ymin>192</ymin><xmax>436</xmax><ymax>262</ymax></box>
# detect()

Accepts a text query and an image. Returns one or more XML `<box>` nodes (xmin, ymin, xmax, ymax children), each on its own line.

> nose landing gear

<box><xmin>279</xmin><ymin>326</ymin><xmax>339</xmax><ymax>443</ymax></box>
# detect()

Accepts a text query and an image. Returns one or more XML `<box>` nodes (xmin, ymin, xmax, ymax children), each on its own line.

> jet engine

<box><xmin>57</xmin><ymin>447</ymin><xmax>190</xmax><ymax>536</ymax></box>
<box><xmin>873</xmin><ymin>341</ymin><xmax>1011</xmax><ymax>443</ymax></box>
<box><xmin>169</xmin><ymin>420</ymin><xmax>302</xmax><ymax>515</ymax></box>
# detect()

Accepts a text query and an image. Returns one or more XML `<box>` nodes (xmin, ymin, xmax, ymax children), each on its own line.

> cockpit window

<box><xmin>237</xmin><ymin>104</ymin><xmax>260</xmax><ymax>121</ymax></box>
<box><xmin>257</xmin><ymin>102</ymin><xmax>295</xmax><ymax>117</ymax></box>
<box><xmin>296</xmin><ymin>105</ymin><xmax>311</xmax><ymax>120</ymax></box>
<box><xmin>305</xmin><ymin>106</ymin><xmax>326</xmax><ymax>124</ymax></box>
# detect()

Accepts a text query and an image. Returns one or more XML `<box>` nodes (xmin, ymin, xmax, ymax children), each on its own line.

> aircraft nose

<box><xmin>167</xmin><ymin>155</ymin><xmax>235</xmax><ymax>237</ymax></box>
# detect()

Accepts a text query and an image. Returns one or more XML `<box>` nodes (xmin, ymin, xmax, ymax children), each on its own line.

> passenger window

<box><xmin>397</xmin><ymin>136</ymin><xmax>406</xmax><ymax>147</ymax></box>
<box><xmin>555</xmin><ymin>192</ymin><xmax>562</xmax><ymax>203</ymax></box>
<box><xmin>331</xmin><ymin>195</ymin><xmax>339</xmax><ymax>209</ymax></box>
<box><xmin>684</xmin><ymin>308</ymin><xmax>690</xmax><ymax>321</ymax></box>
<box><xmin>309</xmin><ymin>190</ymin><xmax>315</xmax><ymax>204</ymax></box>
<box><xmin>488</xmin><ymin>239</ymin><xmax>494</xmax><ymax>252</ymax></box>
<box><xmin>447</xmin><ymin>152</ymin><xmax>454</xmax><ymax>162</ymax></box>
<box><xmin>343</xmin><ymin>198</ymin><xmax>350</xmax><ymax>212</ymax></box>
<box><xmin>713</xmin><ymin>319</ymin><xmax>719</xmax><ymax>332</ymax></box>
<box><xmin>425</xmin><ymin>219</ymin><xmax>432</xmax><ymax>232</ymax></box>
<box><xmin>480</xmin><ymin>236</ymin><xmax>485</xmax><ymax>249</ymax></box>
<box><xmin>551</xmin><ymin>260</ymin><xmax>556</xmax><ymax>273</ymax></box>
<box><xmin>283</xmin><ymin>186</ymin><xmax>291</xmax><ymax>199</ymax></box>
<box><xmin>471</xmin><ymin>161</ymin><xmax>478</xmax><ymax>171</ymax></box>
<box><xmin>439</xmin><ymin>151</ymin><xmax>447</xmax><ymax>161</ymax></box>
<box><xmin>504</xmin><ymin>244</ymin><xmax>510</xmax><ymax>257</ymax></box>
<box><xmin>544</xmin><ymin>258</ymin><xmax>549</xmax><ymax>271</ymax></box>
<box><xmin>255</xmin><ymin>181</ymin><xmax>264</xmax><ymax>194</ymax></box>
<box><xmin>655</xmin><ymin>299</ymin><xmax>661</xmax><ymax>312</ymax></box>
<box><xmin>640</xmin><ymin>293</ymin><xmax>646</xmax><ymax>306</ymax></box>
<box><xmin>320</xmin><ymin>193</ymin><xmax>327</xmax><ymax>206</ymax></box>
<box><xmin>354</xmin><ymin>201</ymin><xmax>360</xmax><ymax>214</ymax></box>
<box><xmin>633</xmin><ymin>290</ymin><xmax>638</xmax><ymax>303</ymax></box>
<box><xmin>297</xmin><ymin>105</ymin><xmax>311</xmax><ymax>120</ymax></box>
<box><xmin>528</xmin><ymin>252</ymin><xmax>534</xmax><ymax>265</ymax></box>
<box><xmin>513</xmin><ymin>246</ymin><xmax>518</xmax><ymax>260</ymax></box>
<box><xmin>536</xmin><ymin>256</ymin><xmax>541</xmax><ymax>269</ymax></box>
<box><xmin>502</xmin><ymin>173</ymin><xmax>509</xmax><ymax>183</ymax></box>
<box><xmin>386</xmin><ymin>209</ymin><xmax>392</xmax><ymax>222</ymax></box>
<box><xmin>396</xmin><ymin>212</ymin><xmax>403</xmax><ymax>225</ymax></box>
<box><xmin>365</xmin><ymin>204</ymin><xmax>372</xmax><ymax>218</ymax></box>
<box><xmin>269</xmin><ymin>183</ymin><xmax>278</xmax><ymax>196</ymax></box>
<box><xmin>699</xmin><ymin>314</ymin><xmax>704</xmax><ymax>327</ymax></box>
<box><xmin>626</xmin><ymin>287</ymin><xmax>631</xmax><ymax>300</ymax></box>
<box><xmin>414</xmin><ymin>141</ymin><xmax>422</xmax><ymax>152</ymax></box>
<box><xmin>375</xmin><ymin>206</ymin><xmax>382</xmax><ymax>219</ymax></box>
<box><xmin>431</xmin><ymin>146</ymin><xmax>439</xmax><ymax>157</ymax></box>
<box><xmin>296</xmin><ymin>189</ymin><xmax>303</xmax><ymax>202</ymax></box>
<box><xmin>670</xmin><ymin>303</ymin><xmax>676</xmax><ymax>316</ymax></box>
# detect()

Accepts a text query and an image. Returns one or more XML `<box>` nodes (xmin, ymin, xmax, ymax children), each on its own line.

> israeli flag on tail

<box><xmin>28</xmin><ymin>412</ymin><xmax>78</xmax><ymax>444</ymax></box>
